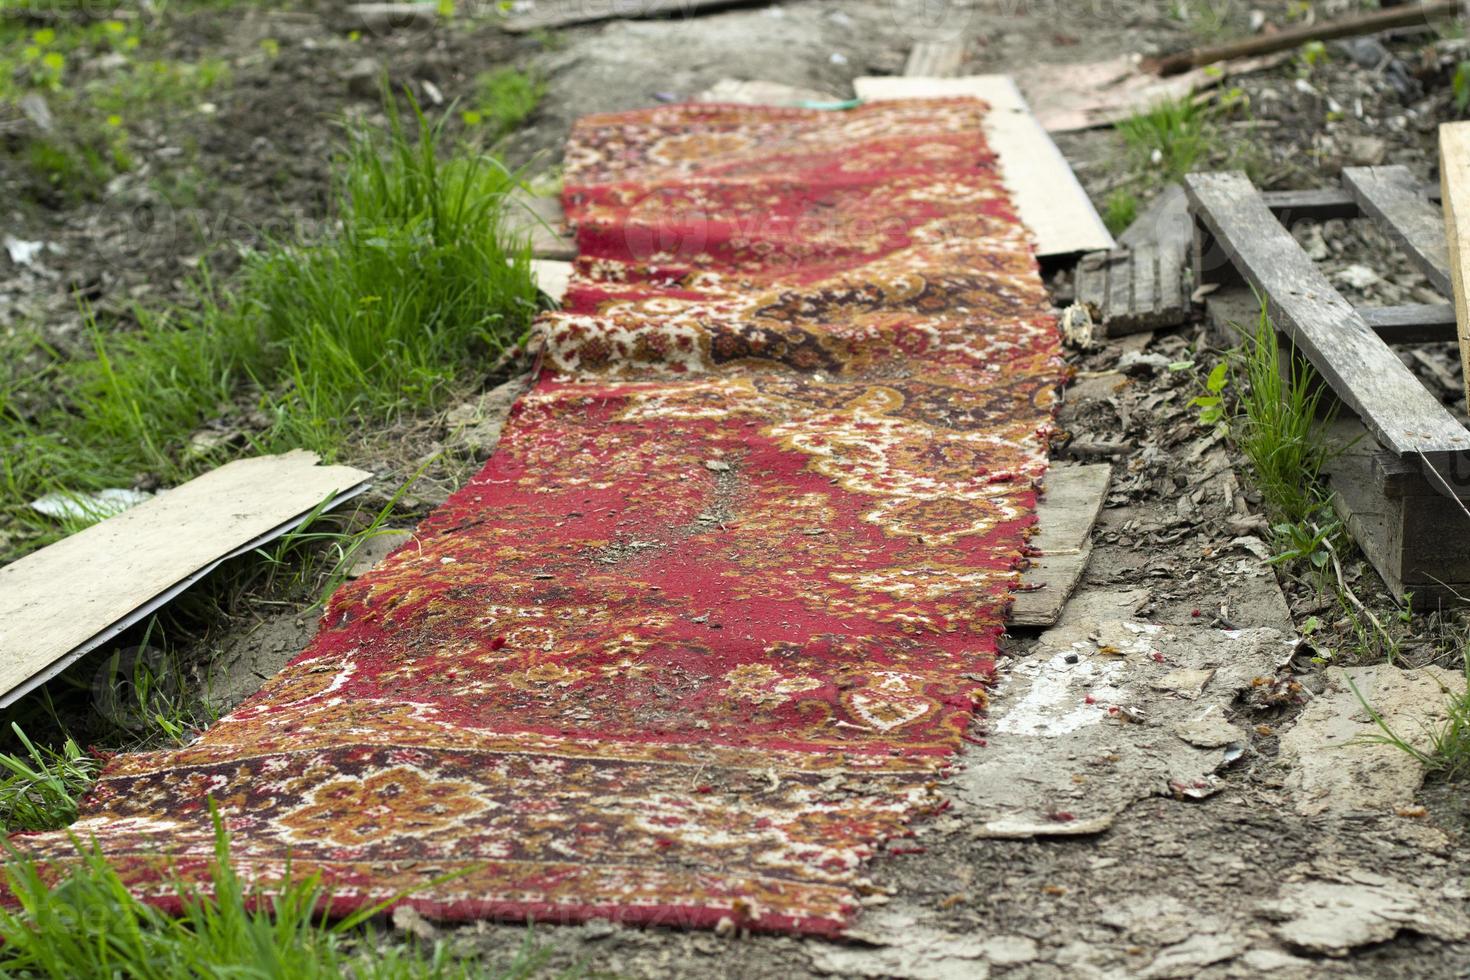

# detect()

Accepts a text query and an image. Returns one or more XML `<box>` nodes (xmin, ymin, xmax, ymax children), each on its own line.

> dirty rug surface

<box><xmin>15</xmin><ymin>100</ymin><xmax>1063</xmax><ymax>936</ymax></box>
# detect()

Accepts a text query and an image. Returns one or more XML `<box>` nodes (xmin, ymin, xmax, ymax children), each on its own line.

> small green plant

<box><xmin>462</xmin><ymin>67</ymin><xmax>544</xmax><ymax>140</ymax></box>
<box><xmin>0</xmin><ymin>801</ymin><xmax>555</xmax><ymax>978</ymax></box>
<box><xmin>1267</xmin><ymin>515</ymin><xmax>1342</xmax><ymax>574</ymax></box>
<box><xmin>1189</xmin><ymin>360</ymin><xmax>1230</xmax><ymax>426</ymax></box>
<box><xmin>1168</xmin><ymin>0</ymin><xmax>1236</xmax><ymax>41</ymax></box>
<box><xmin>1117</xmin><ymin>96</ymin><xmax>1214</xmax><ymax>182</ymax></box>
<box><xmin>0</xmin><ymin>725</ymin><xmax>99</xmax><ymax>832</ymax></box>
<box><xmin>1297</xmin><ymin>40</ymin><xmax>1328</xmax><ymax>75</ymax></box>
<box><xmin>1102</xmin><ymin>189</ymin><xmax>1138</xmax><ymax>236</ymax></box>
<box><xmin>1232</xmin><ymin>300</ymin><xmax>1335</xmax><ymax>525</ymax></box>
<box><xmin>1455</xmin><ymin>61</ymin><xmax>1470</xmax><ymax>115</ymax></box>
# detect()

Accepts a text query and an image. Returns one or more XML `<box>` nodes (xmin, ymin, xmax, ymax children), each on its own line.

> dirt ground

<box><xmin>6</xmin><ymin>0</ymin><xmax>1470</xmax><ymax>976</ymax></box>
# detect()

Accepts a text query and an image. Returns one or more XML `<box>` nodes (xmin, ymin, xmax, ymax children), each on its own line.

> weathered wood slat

<box><xmin>1440</xmin><ymin>122</ymin><xmax>1470</xmax><ymax>416</ymax></box>
<box><xmin>1074</xmin><ymin>244</ymin><xmax>1190</xmax><ymax>337</ymax></box>
<box><xmin>903</xmin><ymin>39</ymin><xmax>966</xmax><ymax>78</ymax></box>
<box><xmin>1359</xmin><ymin>304</ymin><xmax>1458</xmax><ymax>344</ymax></box>
<box><xmin>1343</xmin><ymin>165</ymin><xmax>1453</xmax><ymax>296</ymax></box>
<box><xmin>1324</xmin><ymin>414</ymin><xmax>1470</xmax><ymax>608</ymax></box>
<box><xmin>1259</xmin><ymin>184</ymin><xmax>1440</xmax><ymax>223</ymax></box>
<box><xmin>1261</xmin><ymin>187</ymin><xmax>1361</xmax><ymax>221</ymax></box>
<box><xmin>1185</xmin><ymin>171</ymin><xmax>1470</xmax><ymax>470</ymax></box>
<box><xmin>1117</xmin><ymin>183</ymin><xmax>1192</xmax><ymax>255</ymax></box>
<box><xmin>1010</xmin><ymin>462</ymin><xmax>1112</xmax><ymax>627</ymax></box>
<box><xmin>498</xmin><ymin>0</ymin><xmax>758</xmax><ymax>33</ymax></box>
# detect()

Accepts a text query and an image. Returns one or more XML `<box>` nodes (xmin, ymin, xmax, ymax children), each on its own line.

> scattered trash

<box><xmin>30</xmin><ymin>488</ymin><xmax>152</xmax><ymax>522</ymax></box>
<box><xmin>4</xmin><ymin>236</ymin><xmax>45</xmax><ymax>268</ymax></box>
<box><xmin>1058</xmin><ymin>302</ymin><xmax>1095</xmax><ymax>348</ymax></box>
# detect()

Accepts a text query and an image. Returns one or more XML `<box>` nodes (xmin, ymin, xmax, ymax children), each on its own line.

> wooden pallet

<box><xmin>1074</xmin><ymin>185</ymin><xmax>1193</xmax><ymax>337</ymax></box>
<box><xmin>1187</xmin><ymin>168</ymin><xmax>1470</xmax><ymax>607</ymax></box>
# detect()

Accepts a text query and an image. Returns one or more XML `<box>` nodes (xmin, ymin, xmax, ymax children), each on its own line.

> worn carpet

<box><xmin>14</xmin><ymin>99</ymin><xmax>1063</xmax><ymax>936</ymax></box>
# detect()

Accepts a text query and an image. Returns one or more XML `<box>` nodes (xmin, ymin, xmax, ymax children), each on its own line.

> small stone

<box><xmin>1333</xmin><ymin>264</ymin><xmax>1379</xmax><ymax>290</ymax></box>
<box><xmin>390</xmin><ymin>904</ymin><xmax>437</xmax><ymax>941</ymax></box>
<box><xmin>345</xmin><ymin>57</ymin><xmax>384</xmax><ymax>98</ymax></box>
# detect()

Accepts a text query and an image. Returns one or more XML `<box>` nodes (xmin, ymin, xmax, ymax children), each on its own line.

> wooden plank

<box><xmin>1440</xmin><ymin>122</ymin><xmax>1470</xmax><ymax>416</ymax></box>
<box><xmin>1342</xmin><ymin>165</ymin><xmax>1453</xmax><ymax>296</ymax></box>
<box><xmin>506</xmin><ymin>189</ymin><xmax>575</xmax><ymax>261</ymax></box>
<box><xmin>1010</xmin><ymin>462</ymin><xmax>1111</xmax><ymax>628</ymax></box>
<box><xmin>1185</xmin><ymin>171</ymin><xmax>1470</xmax><ymax>471</ymax></box>
<box><xmin>1261</xmin><ymin>187</ymin><xmax>1362</xmax><ymax>221</ymax></box>
<box><xmin>1011</xmin><ymin>544</ymin><xmax>1093</xmax><ymax>627</ymax></box>
<box><xmin>1261</xmin><ymin>185</ymin><xmax>1440</xmax><ymax>222</ymax></box>
<box><xmin>0</xmin><ymin>452</ymin><xmax>372</xmax><ymax>707</ymax></box>
<box><xmin>903</xmin><ymin>40</ymin><xmax>966</xmax><ymax>78</ymax></box>
<box><xmin>1144</xmin><ymin>0</ymin><xmax>1461</xmax><ymax>76</ymax></box>
<box><xmin>499</xmin><ymin>0</ymin><xmax>759</xmax><ymax>33</ymax></box>
<box><xmin>1117</xmin><ymin>183</ymin><xmax>1192</xmax><ymax>255</ymax></box>
<box><xmin>1360</xmin><ymin>304</ymin><xmax>1458</xmax><ymax>344</ymax></box>
<box><xmin>1074</xmin><ymin>245</ymin><xmax>1190</xmax><ymax>337</ymax></box>
<box><xmin>852</xmin><ymin>75</ymin><xmax>1114</xmax><ymax>258</ymax></box>
<box><xmin>1323</xmin><ymin>414</ymin><xmax>1470</xmax><ymax>608</ymax></box>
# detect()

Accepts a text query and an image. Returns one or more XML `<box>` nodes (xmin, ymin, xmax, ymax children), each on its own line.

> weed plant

<box><xmin>0</xmin><ymin>803</ymin><xmax>562</xmax><ymax>978</ymax></box>
<box><xmin>1</xmin><ymin>96</ymin><xmax>538</xmax><ymax>557</ymax></box>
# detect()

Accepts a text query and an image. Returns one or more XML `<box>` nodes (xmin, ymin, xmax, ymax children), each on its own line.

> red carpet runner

<box><xmin>15</xmin><ymin>100</ymin><xmax>1063</xmax><ymax>936</ymax></box>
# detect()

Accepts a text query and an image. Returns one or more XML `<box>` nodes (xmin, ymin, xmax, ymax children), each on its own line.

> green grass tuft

<box><xmin>1117</xmin><ymin>96</ymin><xmax>1214</xmax><ymax>183</ymax></box>
<box><xmin>0</xmin><ymin>725</ymin><xmax>98</xmax><ymax>832</ymax></box>
<box><xmin>1231</xmin><ymin>300</ymin><xmax>1334</xmax><ymax>526</ymax></box>
<box><xmin>0</xmin><ymin>801</ymin><xmax>562</xmax><ymax>978</ymax></box>
<box><xmin>462</xmin><ymin>68</ymin><xmax>544</xmax><ymax>140</ymax></box>
<box><xmin>2</xmin><ymin>94</ymin><xmax>539</xmax><ymax>557</ymax></box>
<box><xmin>1102</xmin><ymin>189</ymin><xmax>1139</xmax><ymax>236</ymax></box>
<box><xmin>1353</xmin><ymin>666</ymin><xmax>1470</xmax><ymax>783</ymax></box>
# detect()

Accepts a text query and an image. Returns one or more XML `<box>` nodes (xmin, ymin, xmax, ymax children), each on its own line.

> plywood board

<box><xmin>1439</xmin><ymin>123</ymin><xmax>1470</xmax><ymax>415</ymax></box>
<box><xmin>0</xmin><ymin>451</ymin><xmax>371</xmax><ymax>707</ymax></box>
<box><xmin>852</xmin><ymin>75</ymin><xmax>1115</xmax><ymax>258</ymax></box>
<box><xmin>1011</xmin><ymin>462</ymin><xmax>1112</xmax><ymax>627</ymax></box>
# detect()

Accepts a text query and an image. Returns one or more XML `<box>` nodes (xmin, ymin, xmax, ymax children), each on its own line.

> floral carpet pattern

<box><xmin>14</xmin><ymin>99</ymin><xmax>1063</xmax><ymax>936</ymax></box>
